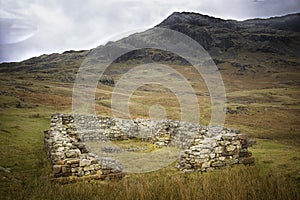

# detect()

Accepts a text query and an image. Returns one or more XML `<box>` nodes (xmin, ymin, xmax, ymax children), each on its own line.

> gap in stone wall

<box><xmin>44</xmin><ymin>113</ymin><xmax>255</xmax><ymax>181</ymax></box>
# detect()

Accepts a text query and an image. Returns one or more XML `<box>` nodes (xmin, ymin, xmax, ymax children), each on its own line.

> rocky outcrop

<box><xmin>156</xmin><ymin>12</ymin><xmax>300</xmax><ymax>58</ymax></box>
<box><xmin>98</xmin><ymin>75</ymin><xmax>115</xmax><ymax>86</ymax></box>
<box><xmin>2</xmin><ymin>12</ymin><xmax>299</xmax><ymax>77</ymax></box>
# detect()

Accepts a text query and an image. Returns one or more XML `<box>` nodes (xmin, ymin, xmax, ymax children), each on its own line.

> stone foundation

<box><xmin>44</xmin><ymin>113</ymin><xmax>254</xmax><ymax>180</ymax></box>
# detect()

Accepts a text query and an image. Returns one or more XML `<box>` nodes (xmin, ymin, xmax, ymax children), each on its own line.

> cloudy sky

<box><xmin>0</xmin><ymin>0</ymin><xmax>299</xmax><ymax>62</ymax></box>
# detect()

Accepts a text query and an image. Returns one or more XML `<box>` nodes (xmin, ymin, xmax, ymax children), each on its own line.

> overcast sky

<box><xmin>0</xmin><ymin>0</ymin><xmax>299</xmax><ymax>63</ymax></box>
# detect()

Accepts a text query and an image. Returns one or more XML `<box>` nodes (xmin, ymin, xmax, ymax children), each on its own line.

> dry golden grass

<box><xmin>2</xmin><ymin>164</ymin><xmax>299</xmax><ymax>200</ymax></box>
<box><xmin>0</xmin><ymin>60</ymin><xmax>299</xmax><ymax>199</ymax></box>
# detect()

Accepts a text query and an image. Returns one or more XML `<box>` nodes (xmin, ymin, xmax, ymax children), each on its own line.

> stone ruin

<box><xmin>44</xmin><ymin>113</ymin><xmax>255</xmax><ymax>180</ymax></box>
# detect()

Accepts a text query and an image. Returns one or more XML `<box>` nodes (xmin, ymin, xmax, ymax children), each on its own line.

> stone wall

<box><xmin>44</xmin><ymin>114</ymin><xmax>124</xmax><ymax>180</ymax></box>
<box><xmin>177</xmin><ymin>131</ymin><xmax>254</xmax><ymax>172</ymax></box>
<box><xmin>44</xmin><ymin>113</ymin><xmax>254</xmax><ymax>180</ymax></box>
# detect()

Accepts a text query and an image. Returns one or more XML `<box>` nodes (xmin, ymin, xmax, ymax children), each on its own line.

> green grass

<box><xmin>0</xmin><ymin>107</ymin><xmax>299</xmax><ymax>199</ymax></box>
<box><xmin>227</xmin><ymin>87</ymin><xmax>300</xmax><ymax>109</ymax></box>
<box><xmin>0</xmin><ymin>63</ymin><xmax>299</xmax><ymax>199</ymax></box>
<box><xmin>252</xmin><ymin>139</ymin><xmax>300</xmax><ymax>180</ymax></box>
<box><xmin>1</xmin><ymin>165</ymin><xmax>299</xmax><ymax>200</ymax></box>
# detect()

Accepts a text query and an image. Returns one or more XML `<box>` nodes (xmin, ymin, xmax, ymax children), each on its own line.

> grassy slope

<box><xmin>0</xmin><ymin>110</ymin><xmax>299</xmax><ymax>200</ymax></box>
<box><xmin>0</xmin><ymin>56</ymin><xmax>300</xmax><ymax>199</ymax></box>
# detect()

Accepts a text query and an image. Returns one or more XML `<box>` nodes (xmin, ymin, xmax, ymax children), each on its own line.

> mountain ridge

<box><xmin>0</xmin><ymin>11</ymin><xmax>299</xmax><ymax>80</ymax></box>
<box><xmin>157</xmin><ymin>11</ymin><xmax>300</xmax><ymax>54</ymax></box>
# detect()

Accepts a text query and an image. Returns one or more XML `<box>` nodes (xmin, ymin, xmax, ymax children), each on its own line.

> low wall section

<box><xmin>44</xmin><ymin>113</ymin><xmax>254</xmax><ymax>180</ymax></box>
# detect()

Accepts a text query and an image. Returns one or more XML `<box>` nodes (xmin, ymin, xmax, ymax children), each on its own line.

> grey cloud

<box><xmin>194</xmin><ymin>0</ymin><xmax>300</xmax><ymax>20</ymax></box>
<box><xmin>0</xmin><ymin>17</ymin><xmax>37</xmax><ymax>44</ymax></box>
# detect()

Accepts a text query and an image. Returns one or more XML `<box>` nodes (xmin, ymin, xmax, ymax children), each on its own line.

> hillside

<box><xmin>0</xmin><ymin>12</ymin><xmax>299</xmax><ymax>199</ymax></box>
<box><xmin>1</xmin><ymin>12</ymin><xmax>299</xmax><ymax>83</ymax></box>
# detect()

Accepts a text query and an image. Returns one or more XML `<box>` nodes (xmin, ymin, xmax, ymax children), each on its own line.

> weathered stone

<box><xmin>184</xmin><ymin>149</ymin><xmax>192</xmax><ymax>154</ymax></box>
<box><xmin>211</xmin><ymin>161</ymin><xmax>225</xmax><ymax>167</ymax></box>
<box><xmin>94</xmin><ymin>164</ymin><xmax>100</xmax><ymax>170</ymax></box>
<box><xmin>232</xmin><ymin>141</ymin><xmax>241</xmax><ymax>146</ymax></box>
<box><xmin>202</xmin><ymin>161</ymin><xmax>211</xmax><ymax>168</ymax></box>
<box><xmin>222</xmin><ymin>151</ymin><xmax>235</xmax><ymax>156</ymax></box>
<box><xmin>209</xmin><ymin>153</ymin><xmax>216</xmax><ymax>159</ymax></box>
<box><xmin>71</xmin><ymin>168</ymin><xmax>77</xmax><ymax>173</ymax></box>
<box><xmin>57</xmin><ymin>147</ymin><xmax>65</xmax><ymax>152</ymax></box>
<box><xmin>194</xmin><ymin>138</ymin><xmax>202</xmax><ymax>143</ymax></box>
<box><xmin>77</xmin><ymin>167</ymin><xmax>83</xmax><ymax>172</ymax></box>
<box><xmin>65</xmin><ymin>149</ymin><xmax>80</xmax><ymax>158</ymax></box>
<box><xmin>220</xmin><ymin>141</ymin><xmax>230</xmax><ymax>146</ymax></box>
<box><xmin>239</xmin><ymin>157</ymin><xmax>255</xmax><ymax>164</ymax></box>
<box><xmin>80</xmin><ymin>159</ymin><xmax>91</xmax><ymax>167</ymax></box>
<box><xmin>199</xmin><ymin>154</ymin><xmax>209</xmax><ymax>159</ymax></box>
<box><xmin>90</xmin><ymin>165</ymin><xmax>95</xmax><ymax>171</ymax></box>
<box><xmin>222</xmin><ymin>135</ymin><xmax>234</xmax><ymax>140</ymax></box>
<box><xmin>218</xmin><ymin>156</ymin><xmax>226</xmax><ymax>161</ymax></box>
<box><xmin>83</xmin><ymin>166</ymin><xmax>90</xmax><ymax>171</ymax></box>
<box><xmin>66</xmin><ymin>159</ymin><xmax>80</xmax><ymax>165</ymax></box>
<box><xmin>214</xmin><ymin>146</ymin><xmax>224</xmax><ymax>154</ymax></box>
<box><xmin>65</xmin><ymin>143</ymin><xmax>73</xmax><ymax>148</ymax></box>
<box><xmin>61</xmin><ymin>165</ymin><xmax>71</xmax><ymax>173</ymax></box>
<box><xmin>77</xmin><ymin>171</ymin><xmax>84</xmax><ymax>177</ymax></box>
<box><xmin>226</xmin><ymin>159</ymin><xmax>239</xmax><ymax>165</ymax></box>
<box><xmin>45</xmin><ymin>113</ymin><xmax>255</xmax><ymax>180</ymax></box>
<box><xmin>199</xmin><ymin>148</ymin><xmax>211</xmax><ymax>154</ymax></box>
<box><xmin>56</xmin><ymin>160</ymin><xmax>65</xmax><ymax>165</ymax></box>
<box><xmin>53</xmin><ymin>165</ymin><xmax>61</xmax><ymax>174</ymax></box>
<box><xmin>226</xmin><ymin>145</ymin><xmax>236</xmax><ymax>152</ymax></box>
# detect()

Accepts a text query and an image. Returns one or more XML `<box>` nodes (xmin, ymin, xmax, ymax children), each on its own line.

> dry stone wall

<box><xmin>44</xmin><ymin>114</ymin><xmax>124</xmax><ymax>180</ymax></box>
<box><xmin>44</xmin><ymin>113</ymin><xmax>254</xmax><ymax>180</ymax></box>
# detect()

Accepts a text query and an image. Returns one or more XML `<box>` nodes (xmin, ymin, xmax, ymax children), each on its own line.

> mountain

<box><xmin>1</xmin><ymin>12</ymin><xmax>300</xmax><ymax>79</ymax></box>
<box><xmin>1</xmin><ymin>12</ymin><xmax>300</xmax><ymax>197</ymax></box>
<box><xmin>158</xmin><ymin>12</ymin><xmax>300</xmax><ymax>57</ymax></box>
